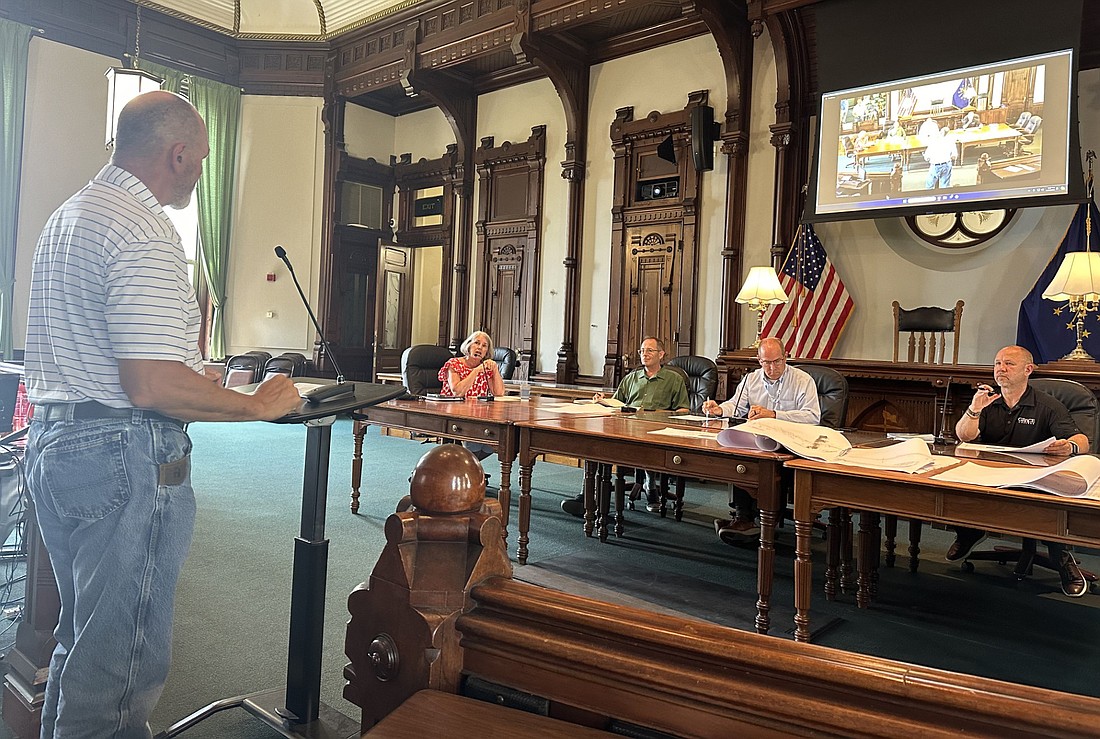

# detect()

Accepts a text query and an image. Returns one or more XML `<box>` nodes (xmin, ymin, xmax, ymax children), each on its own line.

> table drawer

<box><xmin>662</xmin><ymin>450</ymin><xmax>759</xmax><ymax>483</ymax></box>
<box><xmin>442</xmin><ymin>419</ymin><xmax>501</xmax><ymax>444</ymax></box>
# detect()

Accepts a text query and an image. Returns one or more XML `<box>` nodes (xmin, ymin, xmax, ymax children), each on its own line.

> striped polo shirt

<box><xmin>25</xmin><ymin>165</ymin><xmax>204</xmax><ymax>407</ymax></box>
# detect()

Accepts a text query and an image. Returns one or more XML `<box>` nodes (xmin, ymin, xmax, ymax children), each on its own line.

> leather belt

<box><xmin>35</xmin><ymin>402</ymin><xmax>186</xmax><ymax>429</ymax></box>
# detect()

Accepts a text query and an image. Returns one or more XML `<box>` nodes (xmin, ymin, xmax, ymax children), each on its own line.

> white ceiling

<box><xmin>136</xmin><ymin>0</ymin><xmax>424</xmax><ymax>40</ymax></box>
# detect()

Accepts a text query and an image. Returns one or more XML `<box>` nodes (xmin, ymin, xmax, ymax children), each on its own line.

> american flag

<box><xmin>760</xmin><ymin>224</ymin><xmax>854</xmax><ymax>359</ymax></box>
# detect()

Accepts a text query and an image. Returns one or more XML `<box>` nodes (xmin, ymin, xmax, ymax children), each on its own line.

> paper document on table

<box><xmin>293</xmin><ymin>382</ymin><xmax>326</xmax><ymax>398</ymax></box>
<box><xmin>933</xmin><ymin>455</ymin><xmax>1100</xmax><ymax>498</ymax></box>
<box><xmin>669</xmin><ymin>414</ymin><xmax>715</xmax><ymax>422</ymax></box>
<box><xmin>887</xmin><ymin>433</ymin><xmax>936</xmax><ymax>443</ymax></box>
<box><xmin>721</xmin><ymin>418</ymin><xmax>935</xmax><ymax>473</ymax></box>
<box><xmin>715</xmin><ymin>427</ymin><xmax>782</xmax><ymax>452</ymax></box>
<box><xmin>648</xmin><ymin>427</ymin><xmax>718</xmax><ymax>440</ymax></box>
<box><xmin>830</xmin><ymin>438</ymin><xmax>937</xmax><ymax>474</ymax></box>
<box><xmin>956</xmin><ymin>438</ymin><xmax>1056</xmax><ymax>455</ymax></box>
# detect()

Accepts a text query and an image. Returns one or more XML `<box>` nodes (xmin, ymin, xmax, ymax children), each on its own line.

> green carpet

<box><xmin>2</xmin><ymin>418</ymin><xmax>1098</xmax><ymax>738</ymax></box>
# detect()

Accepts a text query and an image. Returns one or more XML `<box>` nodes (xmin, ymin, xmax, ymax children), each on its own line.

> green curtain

<box><xmin>139</xmin><ymin>60</ymin><xmax>185</xmax><ymax>95</ymax></box>
<box><xmin>0</xmin><ymin>19</ymin><xmax>33</xmax><ymax>360</ymax></box>
<box><xmin>142</xmin><ymin>62</ymin><xmax>239</xmax><ymax>360</ymax></box>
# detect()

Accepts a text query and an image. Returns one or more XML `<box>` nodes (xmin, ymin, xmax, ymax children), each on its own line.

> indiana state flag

<box><xmin>1017</xmin><ymin>198</ymin><xmax>1100</xmax><ymax>363</ymax></box>
<box><xmin>951</xmin><ymin>78</ymin><xmax>972</xmax><ymax>110</ymax></box>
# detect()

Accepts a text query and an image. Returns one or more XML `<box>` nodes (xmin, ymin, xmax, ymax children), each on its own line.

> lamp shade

<box><xmin>1042</xmin><ymin>251</ymin><xmax>1100</xmax><ymax>302</ymax></box>
<box><xmin>105</xmin><ymin>67</ymin><xmax>164</xmax><ymax>148</ymax></box>
<box><xmin>735</xmin><ymin>266</ymin><xmax>789</xmax><ymax>305</ymax></box>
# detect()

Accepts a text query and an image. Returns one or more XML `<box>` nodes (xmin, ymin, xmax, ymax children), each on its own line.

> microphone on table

<box><xmin>934</xmin><ymin>376</ymin><xmax>953</xmax><ymax>446</ymax></box>
<box><xmin>274</xmin><ymin>245</ymin><xmax>355</xmax><ymax>404</ymax></box>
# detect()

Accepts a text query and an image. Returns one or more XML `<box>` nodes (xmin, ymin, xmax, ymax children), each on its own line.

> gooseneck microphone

<box><xmin>934</xmin><ymin>376</ymin><xmax>953</xmax><ymax>445</ymax></box>
<box><xmin>274</xmin><ymin>245</ymin><xmax>355</xmax><ymax>404</ymax></box>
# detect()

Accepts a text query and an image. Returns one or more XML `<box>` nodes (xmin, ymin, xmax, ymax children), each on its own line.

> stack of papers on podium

<box><xmin>933</xmin><ymin>455</ymin><xmax>1100</xmax><ymax>498</ymax></box>
<box><xmin>716</xmin><ymin>418</ymin><xmax>936</xmax><ymax>473</ymax></box>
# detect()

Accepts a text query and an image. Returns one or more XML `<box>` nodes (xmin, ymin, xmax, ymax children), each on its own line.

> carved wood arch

<box><xmin>602</xmin><ymin>92</ymin><xmax>708</xmax><ymax>387</ymax></box>
<box><xmin>473</xmin><ymin>127</ymin><xmax>546</xmax><ymax>380</ymax></box>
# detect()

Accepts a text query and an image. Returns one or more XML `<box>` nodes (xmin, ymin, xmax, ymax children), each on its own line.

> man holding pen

<box><xmin>701</xmin><ymin>338</ymin><xmax>820</xmax><ymax>544</ymax></box>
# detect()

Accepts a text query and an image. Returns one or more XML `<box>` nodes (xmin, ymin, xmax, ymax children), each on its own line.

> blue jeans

<box><xmin>26</xmin><ymin>412</ymin><xmax>196</xmax><ymax>739</ymax></box>
<box><xmin>926</xmin><ymin>161</ymin><xmax>953</xmax><ymax>189</ymax></box>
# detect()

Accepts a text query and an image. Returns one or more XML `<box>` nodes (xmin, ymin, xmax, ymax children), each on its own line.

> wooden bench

<box><xmin>345</xmin><ymin>447</ymin><xmax>1100</xmax><ymax>738</ymax></box>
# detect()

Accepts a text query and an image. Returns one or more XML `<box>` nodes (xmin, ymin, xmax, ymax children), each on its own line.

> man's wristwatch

<box><xmin>964</xmin><ymin>407</ymin><xmax>980</xmax><ymax>419</ymax></box>
<box><xmin>1069</xmin><ymin>440</ymin><xmax>1080</xmax><ymax>455</ymax></box>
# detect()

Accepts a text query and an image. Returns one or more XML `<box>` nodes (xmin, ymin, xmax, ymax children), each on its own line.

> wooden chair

<box><xmin>892</xmin><ymin>299</ymin><xmax>964</xmax><ymax>364</ymax></box>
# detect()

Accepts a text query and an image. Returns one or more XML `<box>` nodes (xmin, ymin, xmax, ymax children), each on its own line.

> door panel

<box><xmin>374</xmin><ymin>245</ymin><xmax>413</xmax><ymax>374</ymax></box>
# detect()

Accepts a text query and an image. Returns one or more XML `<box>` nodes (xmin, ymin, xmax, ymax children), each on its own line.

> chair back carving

<box><xmin>1031</xmin><ymin>378</ymin><xmax>1099</xmax><ymax>453</ymax></box>
<box><xmin>400</xmin><ymin>345</ymin><xmax>455</xmax><ymax>396</ymax></box>
<box><xmin>665</xmin><ymin>356</ymin><xmax>718</xmax><ymax>415</ymax></box>
<box><xmin>892</xmin><ymin>300</ymin><xmax>964</xmax><ymax>364</ymax></box>
<box><xmin>798</xmin><ymin>365</ymin><xmax>849</xmax><ymax>429</ymax></box>
<box><xmin>491</xmin><ymin>347</ymin><xmax>518</xmax><ymax>380</ymax></box>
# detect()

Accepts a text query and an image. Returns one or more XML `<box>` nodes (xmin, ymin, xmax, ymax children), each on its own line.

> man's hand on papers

<box><xmin>1045</xmin><ymin>439</ymin><xmax>1076</xmax><ymax>457</ymax></box>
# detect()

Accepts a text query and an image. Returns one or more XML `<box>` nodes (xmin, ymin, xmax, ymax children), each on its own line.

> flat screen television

<box><xmin>806</xmin><ymin>48</ymin><xmax>1080</xmax><ymax>222</ymax></box>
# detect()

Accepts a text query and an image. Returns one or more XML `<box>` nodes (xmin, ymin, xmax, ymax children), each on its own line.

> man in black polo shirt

<box><xmin>950</xmin><ymin>345</ymin><xmax>1091</xmax><ymax>596</ymax></box>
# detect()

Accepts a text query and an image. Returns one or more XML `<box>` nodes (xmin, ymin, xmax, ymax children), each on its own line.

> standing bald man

<box><xmin>25</xmin><ymin>91</ymin><xmax>301</xmax><ymax>737</ymax></box>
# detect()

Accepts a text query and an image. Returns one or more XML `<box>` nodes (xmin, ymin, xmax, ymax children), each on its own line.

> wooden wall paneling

<box><xmin>603</xmin><ymin>95</ymin><xmax>705</xmax><ymax>386</ymax></box>
<box><xmin>473</xmin><ymin>127</ymin><xmax>546</xmax><ymax>379</ymax></box>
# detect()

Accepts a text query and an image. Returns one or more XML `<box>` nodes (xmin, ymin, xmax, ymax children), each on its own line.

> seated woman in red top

<box><xmin>439</xmin><ymin>330</ymin><xmax>506</xmax><ymax>399</ymax></box>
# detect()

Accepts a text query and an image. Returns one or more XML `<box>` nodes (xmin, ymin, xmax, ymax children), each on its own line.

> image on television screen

<box><xmin>811</xmin><ymin>49</ymin><xmax>1074</xmax><ymax>220</ymax></box>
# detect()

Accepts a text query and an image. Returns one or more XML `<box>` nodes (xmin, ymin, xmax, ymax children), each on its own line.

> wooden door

<box><xmin>622</xmin><ymin>225</ymin><xmax>681</xmax><ymax>373</ymax></box>
<box><xmin>326</xmin><ymin>226</ymin><xmax>380</xmax><ymax>381</ymax></box>
<box><xmin>483</xmin><ymin>238</ymin><xmax>525</xmax><ymax>366</ymax></box>
<box><xmin>374</xmin><ymin>245</ymin><xmax>413</xmax><ymax>375</ymax></box>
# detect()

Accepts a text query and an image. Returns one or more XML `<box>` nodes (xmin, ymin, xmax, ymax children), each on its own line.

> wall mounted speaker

<box><xmin>690</xmin><ymin>105</ymin><xmax>717</xmax><ymax>171</ymax></box>
<box><xmin>656</xmin><ymin>134</ymin><xmax>676</xmax><ymax>165</ymax></box>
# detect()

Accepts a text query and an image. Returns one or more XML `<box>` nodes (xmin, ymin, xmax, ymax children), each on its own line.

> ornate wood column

<box><xmin>696</xmin><ymin>0</ymin><xmax>755</xmax><ymax>398</ymax></box>
<box><xmin>511</xmin><ymin>0</ymin><xmax>589</xmax><ymax>383</ymax></box>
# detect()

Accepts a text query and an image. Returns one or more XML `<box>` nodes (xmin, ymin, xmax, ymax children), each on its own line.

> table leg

<box><xmin>840</xmin><ymin>509</ymin><xmax>855</xmax><ymax>594</ymax></box>
<box><xmin>597</xmin><ymin>464</ymin><xmax>611</xmax><ymax>543</ymax></box>
<box><xmin>883</xmin><ymin>515</ymin><xmax>897</xmax><ymax>568</ymax></box>
<box><xmin>825</xmin><ymin>508</ymin><xmax>841</xmax><ymax>601</ymax></box>
<box><xmin>518</xmin><ymin>460</ymin><xmax>533</xmax><ymax>565</ymax></box>
<box><xmin>614</xmin><ymin>468</ymin><xmax>625</xmax><ymax>538</ymax></box>
<box><xmin>793</xmin><ymin>470</ymin><xmax>819</xmax><ymax>642</ymax></box>
<box><xmin>497</xmin><ymin>454</ymin><xmax>512</xmax><ymax>543</ymax></box>
<box><xmin>350</xmin><ymin>420</ymin><xmax>366</xmax><ymax>514</ymax></box>
<box><xmin>582</xmin><ymin>462</ymin><xmax>596</xmax><ymax>538</ymax></box>
<box><xmin>907</xmin><ymin>518</ymin><xmax>922</xmax><ymax>573</ymax></box>
<box><xmin>755</xmin><ymin>506</ymin><xmax>777</xmax><ymax>635</ymax></box>
<box><xmin>856</xmin><ymin>512</ymin><xmax>879</xmax><ymax>609</ymax></box>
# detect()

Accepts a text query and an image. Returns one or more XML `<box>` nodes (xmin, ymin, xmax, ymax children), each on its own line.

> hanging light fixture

<box><xmin>105</xmin><ymin>5</ymin><xmax>163</xmax><ymax>149</ymax></box>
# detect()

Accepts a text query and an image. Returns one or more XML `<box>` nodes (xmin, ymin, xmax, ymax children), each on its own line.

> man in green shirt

<box><xmin>561</xmin><ymin>336</ymin><xmax>689</xmax><ymax>516</ymax></box>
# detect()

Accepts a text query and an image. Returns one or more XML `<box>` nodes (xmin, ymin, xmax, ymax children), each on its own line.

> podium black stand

<box><xmin>157</xmin><ymin>380</ymin><xmax>404</xmax><ymax>739</ymax></box>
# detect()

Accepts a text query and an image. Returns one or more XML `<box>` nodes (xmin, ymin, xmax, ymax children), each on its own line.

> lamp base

<box><xmin>1050</xmin><ymin>348</ymin><xmax>1099</xmax><ymax>364</ymax></box>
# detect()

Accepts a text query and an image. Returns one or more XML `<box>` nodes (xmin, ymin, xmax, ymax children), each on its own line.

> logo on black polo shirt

<box><xmin>1017</xmin><ymin>417</ymin><xmax>1036</xmax><ymax>425</ymax></box>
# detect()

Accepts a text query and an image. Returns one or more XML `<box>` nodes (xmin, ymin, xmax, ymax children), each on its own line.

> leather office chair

<box><xmin>892</xmin><ymin>300</ymin><xmax>964</xmax><ymax>364</ymax></box>
<box><xmin>492</xmin><ymin>346</ymin><xmax>518</xmax><ymax>380</ymax></box>
<box><xmin>1011</xmin><ymin>111</ymin><xmax>1032</xmax><ymax>130</ymax></box>
<box><xmin>1016</xmin><ymin>115</ymin><xmax>1041</xmax><ymax>154</ymax></box>
<box><xmin>799</xmin><ymin>366</ymin><xmax>849</xmax><ymax>430</ymax></box>
<box><xmin>666</xmin><ymin>355</ymin><xmax>718</xmax><ymax>415</ymax></box>
<box><xmin>959</xmin><ymin>379</ymin><xmax>1098</xmax><ymax>587</ymax></box>
<box><xmin>658</xmin><ymin>357</ymin><xmax>720</xmax><ymax>519</ymax></box>
<box><xmin>400</xmin><ymin>344</ymin><xmax>455</xmax><ymax>396</ymax></box>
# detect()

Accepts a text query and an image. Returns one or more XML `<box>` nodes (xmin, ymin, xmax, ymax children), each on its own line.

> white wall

<box><xmin>15</xmin><ymin>38</ymin><xmax>115</xmax><ymax>348</ymax></box>
<box><xmin>344</xmin><ymin>103</ymin><xmax>396</xmax><ymax>162</ymax></box>
<box><xmin>225</xmin><ymin>95</ymin><xmax>325</xmax><ymax>356</ymax></box>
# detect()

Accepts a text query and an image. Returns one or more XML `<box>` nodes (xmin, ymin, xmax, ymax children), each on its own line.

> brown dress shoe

<box><xmin>1059</xmin><ymin>552</ymin><xmax>1088</xmax><ymax>598</ymax></box>
<box><xmin>717</xmin><ymin>518</ymin><xmax>760</xmax><ymax>546</ymax></box>
<box><xmin>944</xmin><ymin>529</ymin><xmax>986</xmax><ymax>562</ymax></box>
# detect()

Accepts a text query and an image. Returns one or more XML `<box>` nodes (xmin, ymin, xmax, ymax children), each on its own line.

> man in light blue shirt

<box><xmin>702</xmin><ymin>338</ymin><xmax>819</xmax><ymax>544</ymax></box>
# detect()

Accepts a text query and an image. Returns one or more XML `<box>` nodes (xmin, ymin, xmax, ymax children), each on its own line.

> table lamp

<box><xmin>735</xmin><ymin>266</ymin><xmax>788</xmax><ymax>349</ymax></box>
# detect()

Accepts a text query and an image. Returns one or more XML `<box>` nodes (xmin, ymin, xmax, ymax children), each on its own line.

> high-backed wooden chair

<box><xmin>892</xmin><ymin>300</ymin><xmax>964</xmax><ymax>364</ymax></box>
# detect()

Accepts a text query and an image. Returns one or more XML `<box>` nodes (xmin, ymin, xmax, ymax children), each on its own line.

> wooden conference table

<box><xmin>852</xmin><ymin>123</ymin><xmax>1021</xmax><ymax>170</ymax></box>
<box><xmin>514</xmin><ymin>411</ymin><xmax>791</xmax><ymax>635</ymax></box>
<box><xmin>788</xmin><ymin>457</ymin><xmax>1100</xmax><ymax>643</ymax></box>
